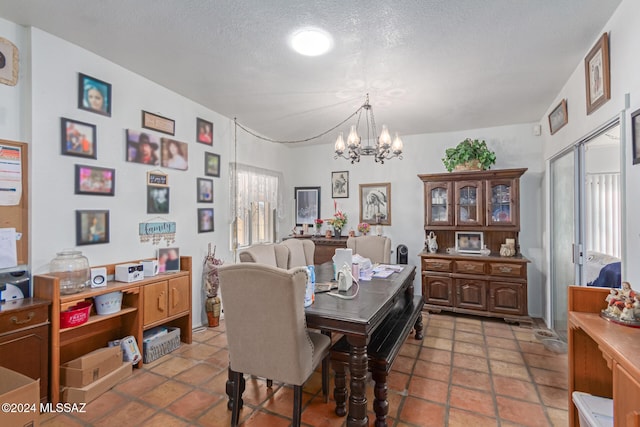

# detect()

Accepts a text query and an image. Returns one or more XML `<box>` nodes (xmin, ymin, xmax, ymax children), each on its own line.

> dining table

<box><xmin>224</xmin><ymin>262</ymin><xmax>422</xmax><ymax>427</ymax></box>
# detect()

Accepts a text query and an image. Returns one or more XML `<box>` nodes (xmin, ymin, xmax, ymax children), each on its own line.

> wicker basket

<box><xmin>454</xmin><ymin>159</ymin><xmax>482</xmax><ymax>171</ymax></box>
<box><xmin>143</xmin><ymin>327</ymin><xmax>181</xmax><ymax>363</ymax></box>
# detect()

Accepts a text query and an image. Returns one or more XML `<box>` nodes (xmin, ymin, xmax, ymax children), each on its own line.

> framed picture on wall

<box><xmin>126</xmin><ymin>130</ymin><xmax>161</xmax><ymax>166</ymax></box>
<box><xmin>75</xmin><ymin>164</ymin><xmax>115</xmax><ymax>196</ymax></box>
<box><xmin>61</xmin><ymin>117</ymin><xmax>97</xmax><ymax>159</ymax></box>
<box><xmin>198</xmin><ymin>208</ymin><xmax>214</xmax><ymax>233</ymax></box>
<box><xmin>196</xmin><ymin>118</ymin><xmax>213</xmax><ymax>145</ymax></box>
<box><xmin>0</xmin><ymin>36</ymin><xmax>19</xmax><ymax>86</ymax></box>
<box><xmin>160</xmin><ymin>138</ymin><xmax>189</xmax><ymax>171</ymax></box>
<box><xmin>359</xmin><ymin>182</ymin><xmax>391</xmax><ymax>225</ymax></box>
<box><xmin>204</xmin><ymin>152</ymin><xmax>220</xmax><ymax>177</ymax></box>
<box><xmin>78</xmin><ymin>73</ymin><xmax>111</xmax><ymax>117</ymax></box>
<box><xmin>632</xmin><ymin>108</ymin><xmax>640</xmax><ymax>165</ymax></box>
<box><xmin>76</xmin><ymin>209</ymin><xmax>110</xmax><ymax>245</ymax></box>
<box><xmin>295</xmin><ymin>186</ymin><xmax>320</xmax><ymax>226</ymax></box>
<box><xmin>548</xmin><ymin>99</ymin><xmax>568</xmax><ymax>135</ymax></box>
<box><xmin>584</xmin><ymin>33</ymin><xmax>610</xmax><ymax>115</ymax></box>
<box><xmin>147</xmin><ymin>186</ymin><xmax>170</xmax><ymax>214</ymax></box>
<box><xmin>197</xmin><ymin>178</ymin><xmax>213</xmax><ymax>203</ymax></box>
<box><xmin>331</xmin><ymin>171</ymin><xmax>349</xmax><ymax>198</ymax></box>
<box><xmin>142</xmin><ymin>110</ymin><xmax>175</xmax><ymax>135</ymax></box>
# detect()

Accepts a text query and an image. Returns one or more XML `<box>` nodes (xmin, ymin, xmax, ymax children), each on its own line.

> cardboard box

<box><xmin>61</xmin><ymin>346</ymin><xmax>123</xmax><ymax>387</ymax></box>
<box><xmin>0</xmin><ymin>366</ymin><xmax>40</xmax><ymax>427</ymax></box>
<box><xmin>62</xmin><ymin>361</ymin><xmax>132</xmax><ymax>403</ymax></box>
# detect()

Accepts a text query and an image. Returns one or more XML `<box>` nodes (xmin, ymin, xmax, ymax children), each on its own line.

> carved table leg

<box><xmin>414</xmin><ymin>313</ymin><xmax>424</xmax><ymax>340</ymax></box>
<box><xmin>372</xmin><ymin>369</ymin><xmax>389</xmax><ymax>427</ymax></box>
<box><xmin>347</xmin><ymin>336</ymin><xmax>369</xmax><ymax>427</ymax></box>
<box><xmin>226</xmin><ymin>365</ymin><xmax>245</xmax><ymax>411</ymax></box>
<box><xmin>332</xmin><ymin>359</ymin><xmax>347</xmax><ymax>416</ymax></box>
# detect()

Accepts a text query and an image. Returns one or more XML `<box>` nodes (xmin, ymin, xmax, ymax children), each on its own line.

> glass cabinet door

<box><xmin>487</xmin><ymin>179</ymin><xmax>518</xmax><ymax>227</ymax></box>
<box><xmin>455</xmin><ymin>181</ymin><xmax>483</xmax><ymax>226</ymax></box>
<box><xmin>426</xmin><ymin>182</ymin><xmax>452</xmax><ymax>225</ymax></box>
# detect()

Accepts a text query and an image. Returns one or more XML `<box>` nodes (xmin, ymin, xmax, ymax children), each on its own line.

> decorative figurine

<box><xmin>601</xmin><ymin>281</ymin><xmax>640</xmax><ymax>326</ymax></box>
<box><xmin>426</xmin><ymin>231</ymin><xmax>438</xmax><ymax>253</ymax></box>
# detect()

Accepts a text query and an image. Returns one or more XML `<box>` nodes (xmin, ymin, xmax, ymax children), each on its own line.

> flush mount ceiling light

<box><xmin>290</xmin><ymin>28</ymin><xmax>333</xmax><ymax>56</ymax></box>
<box><xmin>334</xmin><ymin>94</ymin><xmax>403</xmax><ymax>164</ymax></box>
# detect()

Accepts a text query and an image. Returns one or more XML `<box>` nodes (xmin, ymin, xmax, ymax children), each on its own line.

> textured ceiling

<box><xmin>0</xmin><ymin>0</ymin><xmax>623</xmax><ymax>144</ymax></box>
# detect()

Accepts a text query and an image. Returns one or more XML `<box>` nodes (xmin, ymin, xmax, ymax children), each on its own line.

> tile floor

<box><xmin>41</xmin><ymin>312</ymin><xmax>568</xmax><ymax>426</ymax></box>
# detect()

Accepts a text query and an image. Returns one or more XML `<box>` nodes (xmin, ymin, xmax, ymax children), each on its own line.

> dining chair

<box><xmin>280</xmin><ymin>238</ymin><xmax>315</xmax><ymax>267</ymax></box>
<box><xmin>347</xmin><ymin>235</ymin><xmax>392</xmax><ymax>264</ymax></box>
<box><xmin>219</xmin><ymin>263</ymin><xmax>331</xmax><ymax>427</ymax></box>
<box><xmin>238</xmin><ymin>243</ymin><xmax>289</xmax><ymax>268</ymax></box>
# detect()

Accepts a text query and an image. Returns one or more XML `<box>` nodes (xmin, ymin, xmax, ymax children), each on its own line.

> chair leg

<box><xmin>322</xmin><ymin>355</ymin><xmax>329</xmax><ymax>402</ymax></box>
<box><xmin>230</xmin><ymin>369</ymin><xmax>243</xmax><ymax>427</ymax></box>
<box><xmin>266</xmin><ymin>379</ymin><xmax>273</xmax><ymax>388</ymax></box>
<box><xmin>332</xmin><ymin>360</ymin><xmax>347</xmax><ymax>417</ymax></box>
<box><xmin>293</xmin><ymin>384</ymin><xmax>303</xmax><ymax>427</ymax></box>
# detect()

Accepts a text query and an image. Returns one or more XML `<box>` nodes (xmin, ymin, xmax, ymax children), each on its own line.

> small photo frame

<box><xmin>76</xmin><ymin>209</ymin><xmax>110</xmax><ymax>245</ymax></box>
<box><xmin>142</xmin><ymin>110</ymin><xmax>175</xmax><ymax>135</ymax></box>
<box><xmin>75</xmin><ymin>164</ymin><xmax>115</xmax><ymax>196</ymax></box>
<box><xmin>198</xmin><ymin>208</ymin><xmax>214</xmax><ymax>233</ymax></box>
<box><xmin>61</xmin><ymin>117</ymin><xmax>97</xmax><ymax>159</ymax></box>
<box><xmin>0</xmin><ymin>36</ymin><xmax>19</xmax><ymax>86</ymax></box>
<box><xmin>147</xmin><ymin>186</ymin><xmax>170</xmax><ymax>214</ymax></box>
<box><xmin>331</xmin><ymin>171</ymin><xmax>349</xmax><ymax>198</ymax></box>
<box><xmin>158</xmin><ymin>247</ymin><xmax>180</xmax><ymax>272</ymax></box>
<box><xmin>205</xmin><ymin>152</ymin><xmax>220</xmax><ymax>177</ymax></box>
<box><xmin>359</xmin><ymin>182</ymin><xmax>391</xmax><ymax>225</ymax></box>
<box><xmin>295</xmin><ymin>186</ymin><xmax>320</xmax><ymax>226</ymax></box>
<box><xmin>126</xmin><ymin>130</ymin><xmax>160</xmax><ymax>165</ymax></box>
<box><xmin>584</xmin><ymin>33</ymin><xmax>610</xmax><ymax>115</ymax></box>
<box><xmin>196</xmin><ymin>118</ymin><xmax>213</xmax><ymax>145</ymax></box>
<box><xmin>147</xmin><ymin>171</ymin><xmax>168</xmax><ymax>187</ymax></box>
<box><xmin>78</xmin><ymin>73</ymin><xmax>111</xmax><ymax>117</ymax></box>
<box><xmin>631</xmin><ymin>108</ymin><xmax>640</xmax><ymax>165</ymax></box>
<box><xmin>197</xmin><ymin>178</ymin><xmax>213</xmax><ymax>203</ymax></box>
<box><xmin>161</xmin><ymin>138</ymin><xmax>189</xmax><ymax>171</ymax></box>
<box><xmin>455</xmin><ymin>231</ymin><xmax>484</xmax><ymax>254</ymax></box>
<box><xmin>548</xmin><ymin>99</ymin><xmax>568</xmax><ymax>135</ymax></box>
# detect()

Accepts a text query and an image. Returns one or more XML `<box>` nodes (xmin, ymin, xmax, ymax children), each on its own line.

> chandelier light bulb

<box><xmin>391</xmin><ymin>132</ymin><xmax>404</xmax><ymax>154</ymax></box>
<box><xmin>334</xmin><ymin>132</ymin><xmax>346</xmax><ymax>154</ymax></box>
<box><xmin>378</xmin><ymin>124</ymin><xmax>391</xmax><ymax>150</ymax></box>
<box><xmin>347</xmin><ymin>125</ymin><xmax>360</xmax><ymax>149</ymax></box>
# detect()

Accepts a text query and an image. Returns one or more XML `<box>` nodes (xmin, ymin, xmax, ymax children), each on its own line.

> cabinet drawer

<box><xmin>0</xmin><ymin>305</ymin><xmax>49</xmax><ymax>335</ymax></box>
<box><xmin>454</xmin><ymin>260</ymin><xmax>486</xmax><ymax>274</ymax></box>
<box><xmin>489</xmin><ymin>262</ymin><xmax>524</xmax><ymax>278</ymax></box>
<box><xmin>422</xmin><ymin>258</ymin><xmax>453</xmax><ymax>272</ymax></box>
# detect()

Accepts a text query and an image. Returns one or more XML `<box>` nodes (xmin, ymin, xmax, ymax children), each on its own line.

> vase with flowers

<box><xmin>314</xmin><ymin>218</ymin><xmax>323</xmax><ymax>236</ymax></box>
<box><xmin>328</xmin><ymin>211</ymin><xmax>347</xmax><ymax>237</ymax></box>
<box><xmin>357</xmin><ymin>222</ymin><xmax>370</xmax><ymax>236</ymax></box>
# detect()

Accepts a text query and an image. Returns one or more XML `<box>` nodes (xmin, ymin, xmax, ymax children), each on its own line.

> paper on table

<box><xmin>0</xmin><ymin>228</ymin><xmax>18</xmax><ymax>269</ymax></box>
<box><xmin>372</xmin><ymin>269</ymin><xmax>394</xmax><ymax>278</ymax></box>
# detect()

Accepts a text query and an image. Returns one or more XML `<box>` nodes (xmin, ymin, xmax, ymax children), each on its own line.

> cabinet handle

<box><xmin>10</xmin><ymin>312</ymin><xmax>35</xmax><ymax>325</ymax></box>
<box><xmin>172</xmin><ymin>287</ymin><xmax>179</xmax><ymax>308</ymax></box>
<box><xmin>464</xmin><ymin>264</ymin><xmax>476</xmax><ymax>271</ymax></box>
<box><xmin>158</xmin><ymin>291</ymin><xmax>166</xmax><ymax>312</ymax></box>
<box><xmin>431</xmin><ymin>262</ymin><xmax>443</xmax><ymax>268</ymax></box>
<box><xmin>499</xmin><ymin>266</ymin><xmax>513</xmax><ymax>273</ymax></box>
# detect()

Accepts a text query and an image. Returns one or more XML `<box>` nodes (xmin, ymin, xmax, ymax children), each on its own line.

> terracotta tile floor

<box><xmin>41</xmin><ymin>312</ymin><xmax>568</xmax><ymax>426</ymax></box>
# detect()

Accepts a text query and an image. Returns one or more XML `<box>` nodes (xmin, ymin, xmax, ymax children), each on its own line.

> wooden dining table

<box><xmin>224</xmin><ymin>262</ymin><xmax>421</xmax><ymax>427</ymax></box>
<box><xmin>305</xmin><ymin>263</ymin><xmax>420</xmax><ymax>427</ymax></box>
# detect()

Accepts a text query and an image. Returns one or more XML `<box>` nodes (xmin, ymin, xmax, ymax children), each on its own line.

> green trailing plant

<box><xmin>442</xmin><ymin>138</ymin><xmax>496</xmax><ymax>172</ymax></box>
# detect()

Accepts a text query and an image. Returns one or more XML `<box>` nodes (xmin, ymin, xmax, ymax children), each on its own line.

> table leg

<box><xmin>332</xmin><ymin>359</ymin><xmax>347</xmax><ymax>416</ymax></box>
<box><xmin>372</xmin><ymin>369</ymin><xmax>389</xmax><ymax>427</ymax></box>
<box><xmin>414</xmin><ymin>313</ymin><xmax>424</xmax><ymax>340</ymax></box>
<box><xmin>347</xmin><ymin>335</ymin><xmax>369</xmax><ymax>427</ymax></box>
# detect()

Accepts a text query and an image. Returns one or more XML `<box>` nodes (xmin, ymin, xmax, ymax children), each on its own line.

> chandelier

<box><xmin>334</xmin><ymin>94</ymin><xmax>403</xmax><ymax>164</ymax></box>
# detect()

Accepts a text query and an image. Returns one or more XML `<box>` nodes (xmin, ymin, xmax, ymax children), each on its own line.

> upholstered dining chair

<box><xmin>219</xmin><ymin>263</ymin><xmax>331</xmax><ymax>427</ymax></box>
<box><xmin>280</xmin><ymin>238</ymin><xmax>315</xmax><ymax>267</ymax></box>
<box><xmin>238</xmin><ymin>243</ymin><xmax>289</xmax><ymax>268</ymax></box>
<box><xmin>347</xmin><ymin>235</ymin><xmax>392</xmax><ymax>264</ymax></box>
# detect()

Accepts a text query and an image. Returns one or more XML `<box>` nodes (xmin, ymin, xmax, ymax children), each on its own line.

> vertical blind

<box><xmin>585</xmin><ymin>172</ymin><xmax>620</xmax><ymax>258</ymax></box>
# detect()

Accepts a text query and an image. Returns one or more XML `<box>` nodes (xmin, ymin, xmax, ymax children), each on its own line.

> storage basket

<box><xmin>60</xmin><ymin>301</ymin><xmax>92</xmax><ymax>328</ymax></box>
<box><xmin>94</xmin><ymin>291</ymin><xmax>123</xmax><ymax>315</ymax></box>
<box><xmin>143</xmin><ymin>327</ymin><xmax>180</xmax><ymax>363</ymax></box>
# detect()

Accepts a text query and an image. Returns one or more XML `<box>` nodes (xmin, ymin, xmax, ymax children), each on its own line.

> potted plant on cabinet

<box><xmin>442</xmin><ymin>138</ymin><xmax>496</xmax><ymax>172</ymax></box>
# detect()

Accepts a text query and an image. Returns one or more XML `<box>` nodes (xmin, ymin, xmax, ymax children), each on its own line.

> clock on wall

<box><xmin>0</xmin><ymin>37</ymin><xmax>19</xmax><ymax>86</ymax></box>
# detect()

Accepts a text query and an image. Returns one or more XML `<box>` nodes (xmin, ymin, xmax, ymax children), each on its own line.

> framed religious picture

<box><xmin>331</xmin><ymin>171</ymin><xmax>349</xmax><ymax>198</ymax></box>
<box><xmin>584</xmin><ymin>33</ymin><xmax>610</xmax><ymax>115</ymax></box>
<box><xmin>74</xmin><ymin>164</ymin><xmax>115</xmax><ymax>196</ymax></box>
<box><xmin>632</xmin><ymin>108</ymin><xmax>640</xmax><ymax>165</ymax></box>
<box><xmin>198</xmin><ymin>208</ymin><xmax>214</xmax><ymax>233</ymax></box>
<box><xmin>76</xmin><ymin>209</ymin><xmax>110</xmax><ymax>245</ymax></box>
<box><xmin>61</xmin><ymin>117</ymin><xmax>97</xmax><ymax>159</ymax></box>
<box><xmin>78</xmin><ymin>73</ymin><xmax>111</xmax><ymax>117</ymax></box>
<box><xmin>548</xmin><ymin>99</ymin><xmax>568</xmax><ymax>135</ymax></box>
<box><xmin>197</xmin><ymin>178</ymin><xmax>213</xmax><ymax>203</ymax></box>
<box><xmin>359</xmin><ymin>182</ymin><xmax>391</xmax><ymax>225</ymax></box>
<box><xmin>204</xmin><ymin>152</ymin><xmax>220</xmax><ymax>177</ymax></box>
<box><xmin>196</xmin><ymin>118</ymin><xmax>213</xmax><ymax>145</ymax></box>
<box><xmin>294</xmin><ymin>186</ymin><xmax>320</xmax><ymax>226</ymax></box>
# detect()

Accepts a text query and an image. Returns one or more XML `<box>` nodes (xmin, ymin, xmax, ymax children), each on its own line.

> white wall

<box><xmin>539</xmin><ymin>0</ymin><xmax>640</xmax><ymax>322</ymax></box>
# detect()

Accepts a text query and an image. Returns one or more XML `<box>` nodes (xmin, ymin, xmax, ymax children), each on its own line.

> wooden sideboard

<box><xmin>568</xmin><ymin>285</ymin><xmax>640</xmax><ymax>427</ymax></box>
<box><xmin>283</xmin><ymin>235</ymin><xmax>348</xmax><ymax>265</ymax></box>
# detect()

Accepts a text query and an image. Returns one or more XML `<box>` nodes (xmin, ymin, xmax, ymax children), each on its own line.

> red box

<box><xmin>60</xmin><ymin>301</ymin><xmax>92</xmax><ymax>328</ymax></box>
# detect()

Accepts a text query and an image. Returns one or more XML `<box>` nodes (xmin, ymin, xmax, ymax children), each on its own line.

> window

<box><xmin>230</xmin><ymin>163</ymin><xmax>283</xmax><ymax>249</ymax></box>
